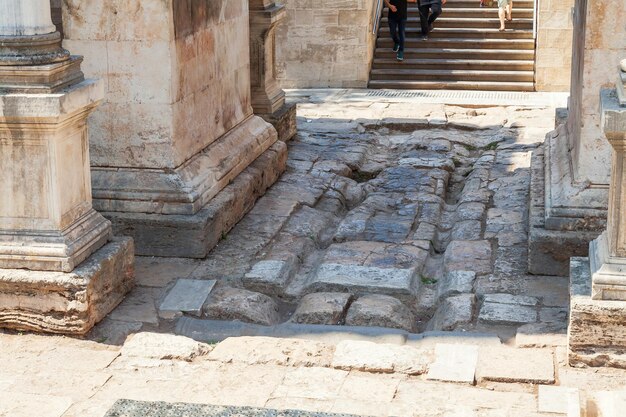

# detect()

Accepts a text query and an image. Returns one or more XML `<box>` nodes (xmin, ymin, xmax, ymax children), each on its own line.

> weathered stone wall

<box><xmin>568</xmin><ymin>0</ymin><xmax>626</xmax><ymax>185</ymax></box>
<box><xmin>275</xmin><ymin>0</ymin><xmax>378</xmax><ymax>88</ymax></box>
<box><xmin>535</xmin><ymin>0</ymin><xmax>575</xmax><ymax>92</ymax></box>
<box><xmin>62</xmin><ymin>0</ymin><xmax>252</xmax><ymax>170</ymax></box>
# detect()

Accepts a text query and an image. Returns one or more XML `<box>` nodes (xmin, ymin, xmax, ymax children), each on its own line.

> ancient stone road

<box><xmin>97</xmin><ymin>93</ymin><xmax>569</xmax><ymax>340</ymax></box>
<box><xmin>2</xmin><ymin>92</ymin><xmax>626</xmax><ymax>417</ymax></box>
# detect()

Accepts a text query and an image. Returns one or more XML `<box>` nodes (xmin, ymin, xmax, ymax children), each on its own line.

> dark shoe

<box><xmin>421</xmin><ymin>34</ymin><xmax>429</xmax><ymax>41</ymax></box>
<box><xmin>393</xmin><ymin>42</ymin><xmax>400</xmax><ymax>52</ymax></box>
<box><xmin>396</xmin><ymin>50</ymin><xmax>404</xmax><ymax>61</ymax></box>
<box><xmin>428</xmin><ymin>24</ymin><xmax>434</xmax><ymax>33</ymax></box>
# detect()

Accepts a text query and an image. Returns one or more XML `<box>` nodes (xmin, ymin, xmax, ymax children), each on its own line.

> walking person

<box><xmin>498</xmin><ymin>0</ymin><xmax>513</xmax><ymax>31</ymax></box>
<box><xmin>418</xmin><ymin>0</ymin><xmax>446</xmax><ymax>41</ymax></box>
<box><xmin>384</xmin><ymin>0</ymin><xmax>416</xmax><ymax>61</ymax></box>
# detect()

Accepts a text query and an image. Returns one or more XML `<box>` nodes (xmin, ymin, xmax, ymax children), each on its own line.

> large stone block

<box><xmin>0</xmin><ymin>237</ymin><xmax>134</xmax><ymax>335</ymax></box>
<box><xmin>568</xmin><ymin>257</ymin><xmax>626</xmax><ymax>369</ymax></box>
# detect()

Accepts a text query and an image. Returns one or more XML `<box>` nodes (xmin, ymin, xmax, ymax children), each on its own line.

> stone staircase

<box><xmin>369</xmin><ymin>0</ymin><xmax>536</xmax><ymax>91</ymax></box>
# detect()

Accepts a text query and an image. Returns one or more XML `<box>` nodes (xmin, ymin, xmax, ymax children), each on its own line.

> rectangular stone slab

<box><xmin>426</xmin><ymin>343</ymin><xmax>478</xmax><ymax>384</ymax></box>
<box><xmin>159</xmin><ymin>279</ymin><xmax>216</xmax><ymax>319</ymax></box>
<box><xmin>306</xmin><ymin>263</ymin><xmax>418</xmax><ymax>302</ymax></box>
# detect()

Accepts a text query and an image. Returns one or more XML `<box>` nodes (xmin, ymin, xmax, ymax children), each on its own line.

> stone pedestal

<box><xmin>528</xmin><ymin>0</ymin><xmax>626</xmax><ymax>276</ymax></box>
<box><xmin>0</xmin><ymin>0</ymin><xmax>133</xmax><ymax>335</ymax></box>
<box><xmin>568</xmin><ymin>83</ymin><xmax>626</xmax><ymax>368</ymax></box>
<box><xmin>249</xmin><ymin>0</ymin><xmax>297</xmax><ymax>142</ymax></box>
<box><xmin>62</xmin><ymin>0</ymin><xmax>287</xmax><ymax>257</ymax></box>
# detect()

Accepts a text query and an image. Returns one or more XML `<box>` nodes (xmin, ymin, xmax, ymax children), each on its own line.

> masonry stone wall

<box><xmin>275</xmin><ymin>0</ymin><xmax>378</xmax><ymax>88</ymax></box>
<box><xmin>535</xmin><ymin>0</ymin><xmax>575</xmax><ymax>92</ymax></box>
<box><xmin>62</xmin><ymin>0</ymin><xmax>252</xmax><ymax>170</ymax></box>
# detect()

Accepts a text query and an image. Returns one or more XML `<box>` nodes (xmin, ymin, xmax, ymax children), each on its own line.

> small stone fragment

<box><xmin>345</xmin><ymin>294</ymin><xmax>415</xmax><ymax>332</ymax></box>
<box><xmin>203</xmin><ymin>286</ymin><xmax>281</xmax><ymax>326</ymax></box>
<box><xmin>289</xmin><ymin>292</ymin><xmax>353</xmax><ymax>325</ymax></box>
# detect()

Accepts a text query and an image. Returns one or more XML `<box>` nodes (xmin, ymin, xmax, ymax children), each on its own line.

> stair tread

<box><xmin>378</xmin><ymin>38</ymin><xmax>535</xmax><ymax>44</ymax></box>
<box><xmin>373</xmin><ymin>58</ymin><xmax>535</xmax><ymax>64</ymax></box>
<box><xmin>371</xmin><ymin>68</ymin><xmax>533</xmax><ymax>74</ymax></box>
<box><xmin>376</xmin><ymin>47</ymin><xmax>534</xmax><ymax>53</ymax></box>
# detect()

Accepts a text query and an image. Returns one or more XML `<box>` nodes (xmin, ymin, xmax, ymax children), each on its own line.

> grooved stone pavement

<box><xmin>3</xmin><ymin>91</ymin><xmax>624</xmax><ymax>417</ymax></box>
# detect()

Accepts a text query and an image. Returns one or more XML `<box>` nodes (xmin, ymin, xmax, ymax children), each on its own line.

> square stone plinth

<box><xmin>0</xmin><ymin>237</ymin><xmax>134</xmax><ymax>335</ymax></box>
<box><xmin>568</xmin><ymin>257</ymin><xmax>626</xmax><ymax>368</ymax></box>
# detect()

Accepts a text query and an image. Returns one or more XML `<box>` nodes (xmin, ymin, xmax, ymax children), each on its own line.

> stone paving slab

<box><xmin>331</xmin><ymin>340</ymin><xmax>430</xmax><ymax>375</ymax></box>
<box><xmin>306</xmin><ymin>264</ymin><xmax>418</xmax><ymax>299</ymax></box>
<box><xmin>426</xmin><ymin>343</ymin><xmax>478</xmax><ymax>384</ymax></box>
<box><xmin>537</xmin><ymin>386</ymin><xmax>580</xmax><ymax>416</ymax></box>
<box><xmin>159</xmin><ymin>279</ymin><xmax>216</xmax><ymax>320</ymax></box>
<box><xmin>476</xmin><ymin>347</ymin><xmax>555</xmax><ymax>384</ymax></box>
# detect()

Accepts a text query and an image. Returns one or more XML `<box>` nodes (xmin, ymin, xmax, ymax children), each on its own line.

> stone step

<box><xmin>375</xmin><ymin>47</ymin><xmax>534</xmax><ymax>60</ymax></box>
<box><xmin>372</xmin><ymin>58</ymin><xmax>535</xmax><ymax>71</ymax></box>
<box><xmin>379</xmin><ymin>26</ymin><xmax>534</xmax><ymax>38</ymax></box>
<box><xmin>380</xmin><ymin>17</ymin><xmax>534</xmax><ymax>29</ymax></box>
<box><xmin>368</xmin><ymin>79</ymin><xmax>535</xmax><ymax>91</ymax></box>
<box><xmin>385</xmin><ymin>7</ymin><xmax>534</xmax><ymax>19</ymax></box>
<box><xmin>370</xmin><ymin>68</ymin><xmax>534</xmax><ymax>83</ymax></box>
<box><xmin>376</xmin><ymin>37</ymin><xmax>536</xmax><ymax>50</ymax></box>
<box><xmin>412</xmin><ymin>0</ymin><xmax>534</xmax><ymax>7</ymax></box>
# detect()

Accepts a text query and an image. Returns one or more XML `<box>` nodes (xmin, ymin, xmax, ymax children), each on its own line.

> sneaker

<box><xmin>393</xmin><ymin>42</ymin><xmax>400</xmax><ymax>52</ymax></box>
<box><xmin>396</xmin><ymin>50</ymin><xmax>404</xmax><ymax>61</ymax></box>
<box><xmin>428</xmin><ymin>24</ymin><xmax>434</xmax><ymax>33</ymax></box>
<box><xmin>421</xmin><ymin>34</ymin><xmax>428</xmax><ymax>41</ymax></box>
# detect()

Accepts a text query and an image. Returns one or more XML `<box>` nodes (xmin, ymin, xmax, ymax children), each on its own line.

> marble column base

<box><xmin>0</xmin><ymin>237</ymin><xmax>134</xmax><ymax>335</ymax></box>
<box><xmin>103</xmin><ymin>141</ymin><xmax>288</xmax><ymax>258</ymax></box>
<box><xmin>568</xmin><ymin>257</ymin><xmax>626</xmax><ymax>369</ymax></box>
<box><xmin>259</xmin><ymin>102</ymin><xmax>297</xmax><ymax>142</ymax></box>
<box><xmin>528</xmin><ymin>125</ymin><xmax>606</xmax><ymax>276</ymax></box>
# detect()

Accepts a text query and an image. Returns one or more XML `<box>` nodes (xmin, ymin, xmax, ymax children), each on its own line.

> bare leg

<box><xmin>507</xmin><ymin>2</ymin><xmax>513</xmax><ymax>20</ymax></box>
<box><xmin>499</xmin><ymin>7</ymin><xmax>506</xmax><ymax>30</ymax></box>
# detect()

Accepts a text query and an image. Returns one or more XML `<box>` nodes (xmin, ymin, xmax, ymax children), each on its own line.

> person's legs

<box><xmin>398</xmin><ymin>19</ymin><xmax>406</xmax><ymax>50</ymax></box>
<box><xmin>396</xmin><ymin>18</ymin><xmax>406</xmax><ymax>60</ymax></box>
<box><xmin>428</xmin><ymin>2</ymin><xmax>442</xmax><ymax>26</ymax></box>
<box><xmin>418</xmin><ymin>4</ymin><xmax>430</xmax><ymax>36</ymax></box>
<box><xmin>388</xmin><ymin>16</ymin><xmax>400</xmax><ymax>51</ymax></box>
<box><xmin>507</xmin><ymin>1</ymin><xmax>513</xmax><ymax>20</ymax></box>
<box><xmin>498</xmin><ymin>5</ymin><xmax>506</xmax><ymax>30</ymax></box>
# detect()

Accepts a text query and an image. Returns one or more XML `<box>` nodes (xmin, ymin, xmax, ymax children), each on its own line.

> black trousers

<box><xmin>418</xmin><ymin>2</ymin><xmax>443</xmax><ymax>34</ymax></box>
<box><xmin>388</xmin><ymin>16</ymin><xmax>407</xmax><ymax>51</ymax></box>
